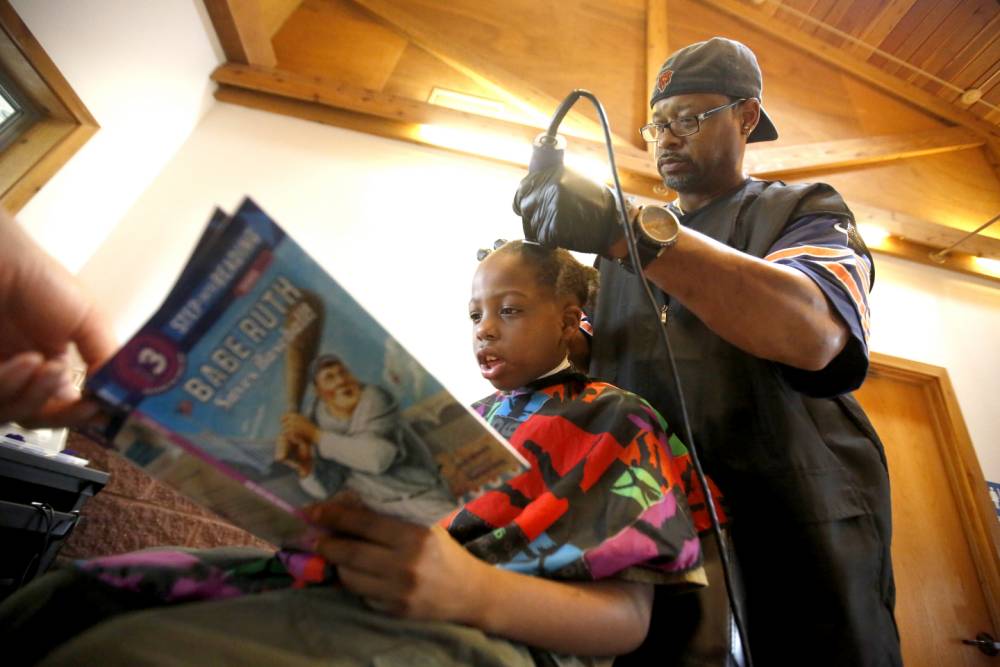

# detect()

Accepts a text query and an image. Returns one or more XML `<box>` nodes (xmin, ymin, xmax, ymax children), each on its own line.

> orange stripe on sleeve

<box><xmin>764</xmin><ymin>245</ymin><xmax>852</xmax><ymax>262</ymax></box>
<box><xmin>819</xmin><ymin>261</ymin><xmax>870</xmax><ymax>339</ymax></box>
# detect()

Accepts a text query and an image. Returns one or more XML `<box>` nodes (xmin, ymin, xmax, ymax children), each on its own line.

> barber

<box><xmin>515</xmin><ymin>37</ymin><xmax>901</xmax><ymax>666</ymax></box>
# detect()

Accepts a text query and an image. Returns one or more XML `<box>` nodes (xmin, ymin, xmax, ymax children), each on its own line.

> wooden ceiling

<box><xmin>204</xmin><ymin>0</ymin><xmax>1000</xmax><ymax>284</ymax></box>
<box><xmin>758</xmin><ymin>0</ymin><xmax>1000</xmax><ymax>129</ymax></box>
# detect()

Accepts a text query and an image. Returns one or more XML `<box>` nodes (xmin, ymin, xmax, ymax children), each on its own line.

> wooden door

<box><xmin>854</xmin><ymin>353</ymin><xmax>1000</xmax><ymax>666</ymax></box>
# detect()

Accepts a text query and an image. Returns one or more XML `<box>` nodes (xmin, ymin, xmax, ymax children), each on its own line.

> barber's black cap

<box><xmin>650</xmin><ymin>37</ymin><xmax>778</xmax><ymax>143</ymax></box>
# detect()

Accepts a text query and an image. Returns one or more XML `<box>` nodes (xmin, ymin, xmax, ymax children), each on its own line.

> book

<box><xmin>84</xmin><ymin>198</ymin><xmax>527</xmax><ymax>546</ymax></box>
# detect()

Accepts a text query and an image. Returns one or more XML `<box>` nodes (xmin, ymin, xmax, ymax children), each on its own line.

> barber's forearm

<box><xmin>634</xmin><ymin>228</ymin><xmax>848</xmax><ymax>369</ymax></box>
<box><xmin>467</xmin><ymin>568</ymin><xmax>653</xmax><ymax>656</ymax></box>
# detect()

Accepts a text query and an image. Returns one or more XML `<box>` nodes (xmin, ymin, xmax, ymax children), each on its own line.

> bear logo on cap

<box><xmin>656</xmin><ymin>69</ymin><xmax>673</xmax><ymax>94</ymax></box>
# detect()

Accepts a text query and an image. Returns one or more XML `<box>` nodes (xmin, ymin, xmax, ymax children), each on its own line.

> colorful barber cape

<box><xmin>447</xmin><ymin>368</ymin><xmax>705</xmax><ymax>587</ymax></box>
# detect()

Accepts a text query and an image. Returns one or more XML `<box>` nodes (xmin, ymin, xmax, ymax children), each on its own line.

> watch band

<box><xmin>635</xmin><ymin>235</ymin><xmax>669</xmax><ymax>269</ymax></box>
<box><xmin>616</xmin><ymin>206</ymin><xmax>679</xmax><ymax>272</ymax></box>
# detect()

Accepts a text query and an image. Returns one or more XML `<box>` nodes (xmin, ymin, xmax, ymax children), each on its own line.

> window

<box><xmin>0</xmin><ymin>1</ymin><xmax>97</xmax><ymax>213</ymax></box>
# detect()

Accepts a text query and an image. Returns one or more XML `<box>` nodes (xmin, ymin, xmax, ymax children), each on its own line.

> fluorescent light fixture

<box><xmin>415</xmin><ymin>124</ymin><xmax>529</xmax><ymax>164</ymax></box>
<box><xmin>427</xmin><ymin>87</ymin><xmax>555</xmax><ymax>129</ymax></box>
<box><xmin>856</xmin><ymin>223</ymin><xmax>890</xmax><ymax>245</ymax></box>
<box><xmin>428</xmin><ymin>88</ymin><xmax>507</xmax><ymax>119</ymax></box>
<box><xmin>973</xmin><ymin>256</ymin><xmax>1000</xmax><ymax>275</ymax></box>
<box><xmin>417</xmin><ymin>122</ymin><xmax>615</xmax><ymax>187</ymax></box>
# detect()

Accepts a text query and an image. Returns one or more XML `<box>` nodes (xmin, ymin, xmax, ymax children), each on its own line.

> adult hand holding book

<box><xmin>0</xmin><ymin>210</ymin><xmax>116</xmax><ymax>429</ymax></box>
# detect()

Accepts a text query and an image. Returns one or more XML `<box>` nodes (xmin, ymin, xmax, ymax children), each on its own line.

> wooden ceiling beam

<box><xmin>212</xmin><ymin>63</ymin><xmax>672</xmax><ymax>199</ymax></box>
<box><xmin>745</xmin><ymin>126</ymin><xmax>985</xmax><ymax>178</ymax></box>
<box><xmin>643</xmin><ymin>0</ymin><xmax>669</xmax><ymax>162</ymax></box>
<box><xmin>645</xmin><ymin>0</ymin><xmax>669</xmax><ymax>125</ymax></box>
<box><xmin>984</xmin><ymin>140</ymin><xmax>1000</xmax><ymax>195</ymax></box>
<box><xmin>214</xmin><ymin>83</ymin><xmax>666</xmax><ymax>198</ymax></box>
<box><xmin>213</xmin><ymin>64</ymin><xmax>987</xmax><ymax>190</ymax></box>
<box><xmin>347</xmin><ymin>0</ymin><xmax>649</xmax><ymax>159</ymax></box>
<box><xmin>852</xmin><ymin>203</ymin><xmax>1000</xmax><ymax>261</ymax></box>
<box><xmin>849</xmin><ymin>0</ymin><xmax>919</xmax><ymax>60</ymax></box>
<box><xmin>203</xmin><ymin>0</ymin><xmax>278</xmax><ymax>67</ymax></box>
<box><xmin>212</xmin><ymin>63</ymin><xmax>664</xmax><ymax>184</ymax></box>
<box><xmin>259</xmin><ymin>0</ymin><xmax>302</xmax><ymax>37</ymax></box>
<box><xmin>700</xmin><ymin>0</ymin><xmax>1000</xmax><ymax>141</ymax></box>
<box><xmin>215</xmin><ymin>83</ymin><xmax>1000</xmax><ymax>285</ymax></box>
<box><xmin>864</xmin><ymin>235</ymin><xmax>1000</xmax><ymax>286</ymax></box>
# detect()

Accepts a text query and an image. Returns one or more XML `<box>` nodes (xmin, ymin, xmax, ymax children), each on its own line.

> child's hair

<box><xmin>485</xmin><ymin>240</ymin><xmax>599</xmax><ymax>311</ymax></box>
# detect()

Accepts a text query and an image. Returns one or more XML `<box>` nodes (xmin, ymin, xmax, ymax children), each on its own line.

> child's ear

<box><xmin>561</xmin><ymin>304</ymin><xmax>583</xmax><ymax>339</ymax></box>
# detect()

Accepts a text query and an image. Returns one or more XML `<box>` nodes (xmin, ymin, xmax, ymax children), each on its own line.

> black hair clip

<box><xmin>476</xmin><ymin>238</ymin><xmax>507</xmax><ymax>261</ymax></box>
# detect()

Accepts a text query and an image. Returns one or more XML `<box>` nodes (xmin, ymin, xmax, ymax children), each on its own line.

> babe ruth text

<box><xmin>183</xmin><ymin>275</ymin><xmax>317</xmax><ymax>408</ymax></box>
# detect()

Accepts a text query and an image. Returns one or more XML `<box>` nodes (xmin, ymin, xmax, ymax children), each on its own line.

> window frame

<box><xmin>0</xmin><ymin>1</ymin><xmax>97</xmax><ymax>214</ymax></box>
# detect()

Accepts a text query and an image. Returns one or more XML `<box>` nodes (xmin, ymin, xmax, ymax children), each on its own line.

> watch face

<box><xmin>638</xmin><ymin>207</ymin><xmax>679</xmax><ymax>244</ymax></box>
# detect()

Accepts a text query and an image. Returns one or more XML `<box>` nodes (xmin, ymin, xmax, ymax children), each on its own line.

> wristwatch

<box><xmin>632</xmin><ymin>205</ymin><xmax>680</xmax><ymax>270</ymax></box>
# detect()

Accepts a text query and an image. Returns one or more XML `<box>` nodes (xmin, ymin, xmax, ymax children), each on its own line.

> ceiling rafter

<box><xmin>701</xmin><ymin>0</ymin><xmax>1000</xmax><ymax>142</ymax></box>
<box><xmin>215</xmin><ymin>77</ymin><xmax>1000</xmax><ymax>285</ymax></box>
<box><xmin>984</xmin><ymin>139</ymin><xmax>1000</xmax><ymax>199</ymax></box>
<box><xmin>213</xmin><ymin>82</ymin><xmax>667</xmax><ymax>198</ymax></box>
<box><xmin>214</xmin><ymin>63</ymin><xmax>986</xmax><ymax>188</ymax></box>
<box><xmin>643</xmin><ymin>0</ymin><xmax>669</xmax><ymax>163</ymax></box>
<box><xmin>347</xmin><ymin>0</ymin><xmax>649</xmax><ymax>159</ymax></box>
<box><xmin>645</xmin><ymin>0</ymin><xmax>669</xmax><ymax>126</ymax></box>
<box><xmin>203</xmin><ymin>0</ymin><xmax>279</xmax><ymax>67</ymax></box>
<box><xmin>744</xmin><ymin>126</ymin><xmax>984</xmax><ymax>178</ymax></box>
<box><xmin>853</xmin><ymin>203</ymin><xmax>1000</xmax><ymax>261</ymax></box>
<box><xmin>205</xmin><ymin>1</ymin><xmax>998</xmax><ymax>188</ymax></box>
<box><xmin>202</xmin><ymin>0</ymin><xmax>1000</xmax><ymax>284</ymax></box>
<box><xmin>865</xmin><ymin>233</ymin><xmax>999</xmax><ymax>285</ymax></box>
<box><xmin>849</xmin><ymin>0</ymin><xmax>919</xmax><ymax>61</ymax></box>
<box><xmin>259</xmin><ymin>0</ymin><xmax>302</xmax><ymax>36</ymax></box>
<box><xmin>211</xmin><ymin>63</ymin><xmax>665</xmax><ymax>193</ymax></box>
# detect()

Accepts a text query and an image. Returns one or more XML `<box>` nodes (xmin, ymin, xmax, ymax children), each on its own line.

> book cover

<box><xmin>85</xmin><ymin>199</ymin><xmax>526</xmax><ymax>545</ymax></box>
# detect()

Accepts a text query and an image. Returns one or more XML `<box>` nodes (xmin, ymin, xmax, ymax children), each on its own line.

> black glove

<box><xmin>512</xmin><ymin>166</ymin><xmax>622</xmax><ymax>255</ymax></box>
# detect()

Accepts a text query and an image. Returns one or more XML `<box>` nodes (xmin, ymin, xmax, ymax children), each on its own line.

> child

<box><xmin>0</xmin><ymin>241</ymin><xmax>704</xmax><ymax>666</ymax></box>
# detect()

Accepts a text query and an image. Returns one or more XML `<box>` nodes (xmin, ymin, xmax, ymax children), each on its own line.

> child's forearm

<box><xmin>463</xmin><ymin>566</ymin><xmax>653</xmax><ymax>657</ymax></box>
<box><xmin>311</xmin><ymin>501</ymin><xmax>653</xmax><ymax>656</ymax></box>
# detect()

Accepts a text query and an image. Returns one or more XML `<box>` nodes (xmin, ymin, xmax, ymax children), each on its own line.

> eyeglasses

<box><xmin>639</xmin><ymin>98</ymin><xmax>747</xmax><ymax>142</ymax></box>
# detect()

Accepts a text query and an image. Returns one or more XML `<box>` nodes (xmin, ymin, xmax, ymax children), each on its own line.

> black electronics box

<box><xmin>0</xmin><ymin>442</ymin><xmax>109</xmax><ymax>600</ymax></box>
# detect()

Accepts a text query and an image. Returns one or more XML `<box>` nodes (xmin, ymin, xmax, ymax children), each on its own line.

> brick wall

<box><xmin>59</xmin><ymin>432</ymin><xmax>272</xmax><ymax>561</ymax></box>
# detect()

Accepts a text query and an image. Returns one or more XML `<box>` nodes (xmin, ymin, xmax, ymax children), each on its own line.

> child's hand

<box><xmin>308</xmin><ymin>500</ymin><xmax>489</xmax><ymax>624</ymax></box>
